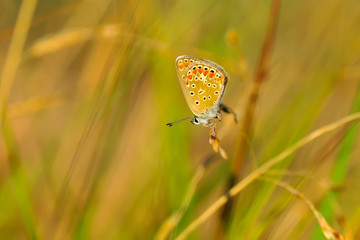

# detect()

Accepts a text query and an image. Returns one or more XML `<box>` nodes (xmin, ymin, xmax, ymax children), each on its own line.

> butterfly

<box><xmin>167</xmin><ymin>55</ymin><xmax>236</xmax><ymax>159</ymax></box>
<box><xmin>166</xmin><ymin>55</ymin><xmax>236</xmax><ymax>159</ymax></box>
<box><xmin>167</xmin><ymin>55</ymin><xmax>235</xmax><ymax>127</ymax></box>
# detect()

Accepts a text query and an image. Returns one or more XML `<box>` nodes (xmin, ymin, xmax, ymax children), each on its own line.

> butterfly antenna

<box><xmin>166</xmin><ymin>117</ymin><xmax>193</xmax><ymax>127</ymax></box>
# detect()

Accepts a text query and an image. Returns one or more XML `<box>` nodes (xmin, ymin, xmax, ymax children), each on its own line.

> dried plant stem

<box><xmin>0</xmin><ymin>0</ymin><xmax>38</xmax><ymax>113</ymax></box>
<box><xmin>1</xmin><ymin>0</ymin><xmax>38</xmax><ymax>172</ymax></box>
<box><xmin>156</xmin><ymin>165</ymin><xmax>206</xmax><ymax>240</ymax></box>
<box><xmin>0</xmin><ymin>0</ymin><xmax>40</xmax><ymax>239</ymax></box>
<box><xmin>232</xmin><ymin>0</ymin><xmax>281</xmax><ymax>179</ymax></box>
<box><xmin>218</xmin><ymin>0</ymin><xmax>282</xmax><ymax>236</ymax></box>
<box><xmin>176</xmin><ymin>112</ymin><xmax>360</xmax><ymax>240</ymax></box>
<box><xmin>260</xmin><ymin>177</ymin><xmax>344</xmax><ymax>240</ymax></box>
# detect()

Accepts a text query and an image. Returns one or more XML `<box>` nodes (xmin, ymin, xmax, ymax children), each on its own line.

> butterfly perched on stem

<box><xmin>167</xmin><ymin>55</ymin><xmax>236</xmax><ymax>159</ymax></box>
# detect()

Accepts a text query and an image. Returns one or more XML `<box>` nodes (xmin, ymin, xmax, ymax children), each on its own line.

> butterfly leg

<box><xmin>219</xmin><ymin>103</ymin><xmax>237</xmax><ymax>123</ymax></box>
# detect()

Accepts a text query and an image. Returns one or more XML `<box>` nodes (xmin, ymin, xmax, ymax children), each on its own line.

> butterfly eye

<box><xmin>192</xmin><ymin>117</ymin><xmax>200</xmax><ymax>125</ymax></box>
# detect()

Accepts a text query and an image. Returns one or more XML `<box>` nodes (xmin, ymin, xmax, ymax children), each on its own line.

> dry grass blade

<box><xmin>27</xmin><ymin>24</ymin><xmax>124</xmax><ymax>58</ymax></box>
<box><xmin>0</xmin><ymin>0</ymin><xmax>40</xmax><ymax>239</ymax></box>
<box><xmin>0</xmin><ymin>0</ymin><xmax>38</xmax><ymax>113</ymax></box>
<box><xmin>218</xmin><ymin>0</ymin><xmax>282</xmax><ymax>235</ymax></box>
<box><xmin>27</xmin><ymin>28</ymin><xmax>93</xmax><ymax>58</ymax></box>
<box><xmin>231</xmin><ymin>0</ymin><xmax>282</xmax><ymax>180</ymax></box>
<box><xmin>175</xmin><ymin>112</ymin><xmax>360</xmax><ymax>240</ymax></box>
<box><xmin>8</xmin><ymin>93</ymin><xmax>65</xmax><ymax>118</ymax></box>
<box><xmin>260</xmin><ymin>177</ymin><xmax>345</xmax><ymax>240</ymax></box>
<box><xmin>156</xmin><ymin>165</ymin><xmax>206</xmax><ymax>240</ymax></box>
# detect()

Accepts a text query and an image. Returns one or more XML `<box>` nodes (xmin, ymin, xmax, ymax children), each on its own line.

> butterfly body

<box><xmin>175</xmin><ymin>55</ymin><xmax>228</xmax><ymax>126</ymax></box>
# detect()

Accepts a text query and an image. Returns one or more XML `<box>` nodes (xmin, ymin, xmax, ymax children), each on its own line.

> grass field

<box><xmin>1</xmin><ymin>0</ymin><xmax>360</xmax><ymax>239</ymax></box>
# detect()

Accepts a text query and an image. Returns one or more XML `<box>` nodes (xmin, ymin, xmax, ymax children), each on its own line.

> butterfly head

<box><xmin>190</xmin><ymin>116</ymin><xmax>202</xmax><ymax>125</ymax></box>
<box><xmin>191</xmin><ymin>111</ymin><xmax>220</xmax><ymax>127</ymax></box>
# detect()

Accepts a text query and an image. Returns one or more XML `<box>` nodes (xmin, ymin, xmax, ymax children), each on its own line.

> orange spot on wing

<box><xmin>198</xmin><ymin>69</ymin><xmax>203</xmax><ymax>73</ymax></box>
<box><xmin>185</xmin><ymin>79</ymin><xmax>189</xmax><ymax>85</ymax></box>
<box><xmin>184</xmin><ymin>62</ymin><xmax>190</xmax><ymax>67</ymax></box>
<box><xmin>203</xmin><ymin>70</ymin><xmax>209</xmax><ymax>76</ymax></box>
<box><xmin>187</xmin><ymin>75</ymin><xmax>193</xmax><ymax>79</ymax></box>
<box><xmin>178</xmin><ymin>64</ymin><xmax>184</xmax><ymax>69</ymax></box>
<box><xmin>213</xmin><ymin>77</ymin><xmax>223</xmax><ymax>84</ymax></box>
<box><xmin>192</xmin><ymin>69</ymin><xmax>197</xmax><ymax>74</ymax></box>
<box><xmin>209</xmin><ymin>72</ymin><xmax>215</xmax><ymax>78</ymax></box>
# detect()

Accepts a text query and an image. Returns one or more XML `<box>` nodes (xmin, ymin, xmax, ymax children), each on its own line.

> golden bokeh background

<box><xmin>0</xmin><ymin>0</ymin><xmax>360</xmax><ymax>239</ymax></box>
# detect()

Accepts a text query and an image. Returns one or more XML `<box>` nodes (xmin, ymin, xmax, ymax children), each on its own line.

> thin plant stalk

<box><xmin>176</xmin><ymin>112</ymin><xmax>360</xmax><ymax>240</ymax></box>
<box><xmin>217</xmin><ymin>0</ymin><xmax>282</xmax><ymax>237</ymax></box>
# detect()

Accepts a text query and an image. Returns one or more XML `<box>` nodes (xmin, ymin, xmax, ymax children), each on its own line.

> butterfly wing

<box><xmin>175</xmin><ymin>55</ymin><xmax>228</xmax><ymax>118</ymax></box>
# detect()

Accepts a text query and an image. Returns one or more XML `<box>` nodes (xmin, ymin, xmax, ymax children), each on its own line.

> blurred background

<box><xmin>0</xmin><ymin>0</ymin><xmax>360</xmax><ymax>239</ymax></box>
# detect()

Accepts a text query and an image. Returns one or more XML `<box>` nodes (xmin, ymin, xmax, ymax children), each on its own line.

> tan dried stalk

<box><xmin>176</xmin><ymin>112</ymin><xmax>360</xmax><ymax>240</ymax></box>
